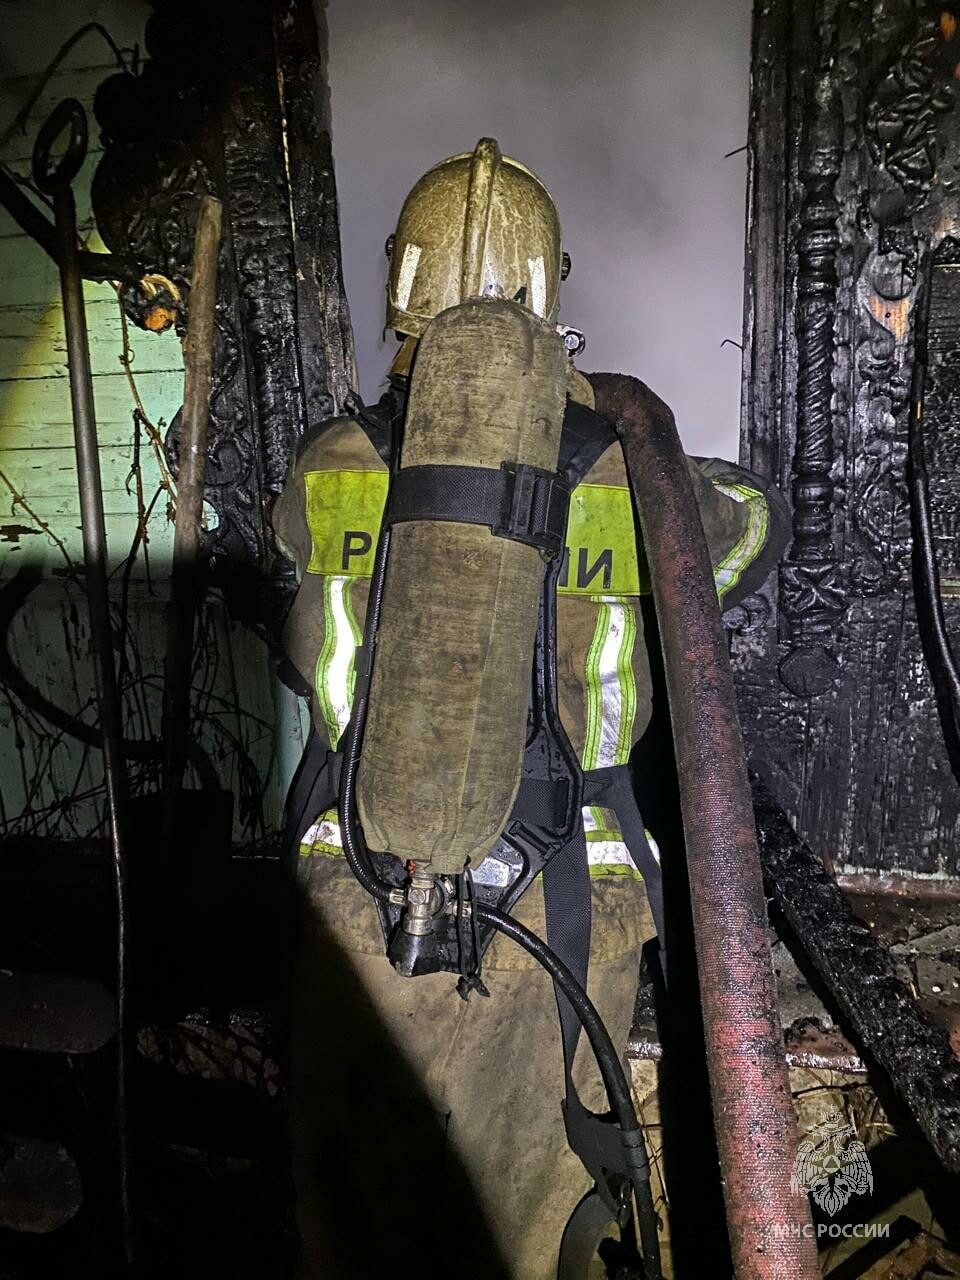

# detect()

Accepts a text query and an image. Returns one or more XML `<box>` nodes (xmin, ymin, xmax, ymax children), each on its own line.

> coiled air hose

<box><xmin>587</xmin><ymin>373</ymin><xmax>819</xmax><ymax>1279</ymax></box>
<box><xmin>338</xmin><ymin>510</ymin><xmax>663</xmax><ymax>1278</ymax></box>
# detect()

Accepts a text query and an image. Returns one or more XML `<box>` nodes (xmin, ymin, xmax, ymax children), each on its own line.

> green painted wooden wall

<box><xmin>0</xmin><ymin>3</ymin><xmax>304</xmax><ymax>842</ymax></box>
<box><xmin>0</xmin><ymin>8</ymin><xmax>182</xmax><ymax>578</ymax></box>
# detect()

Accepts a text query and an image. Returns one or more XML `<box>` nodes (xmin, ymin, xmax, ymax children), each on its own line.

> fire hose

<box><xmin>587</xmin><ymin>373</ymin><xmax>819</xmax><ymax>1278</ymax></box>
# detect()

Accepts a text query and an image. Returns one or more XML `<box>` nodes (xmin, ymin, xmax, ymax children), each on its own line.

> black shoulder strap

<box><xmin>352</xmin><ymin>382</ymin><xmax>404</xmax><ymax>464</ymax></box>
<box><xmin>293</xmin><ymin>383</ymin><xmax>404</xmax><ymax>465</ymax></box>
<box><xmin>558</xmin><ymin>397</ymin><xmax>618</xmax><ymax>488</ymax></box>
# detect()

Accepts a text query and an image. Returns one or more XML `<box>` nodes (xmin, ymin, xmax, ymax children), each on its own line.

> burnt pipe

<box><xmin>588</xmin><ymin>372</ymin><xmax>819</xmax><ymax>1279</ymax></box>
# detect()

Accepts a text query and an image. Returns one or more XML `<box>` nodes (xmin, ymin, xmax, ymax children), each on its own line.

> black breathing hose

<box><xmin>476</xmin><ymin>903</ymin><xmax>662</xmax><ymax>1279</ymax></box>
<box><xmin>337</xmin><ymin>519</ymin><xmax>396</xmax><ymax>905</ymax></box>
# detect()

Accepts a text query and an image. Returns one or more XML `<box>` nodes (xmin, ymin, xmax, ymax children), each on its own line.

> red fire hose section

<box><xmin>588</xmin><ymin>374</ymin><xmax>819</xmax><ymax>1279</ymax></box>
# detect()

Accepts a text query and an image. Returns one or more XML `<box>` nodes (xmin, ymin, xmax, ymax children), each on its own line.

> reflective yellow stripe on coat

<box><xmin>711</xmin><ymin>481</ymin><xmax>769</xmax><ymax>603</ymax></box>
<box><xmin>315</xmin><ymin>575</ymin><xmax>362</xmax><ymax>750</ymax></box>
<box><xmin>582</xmin><ymin>596</ymin><xmax>638</xmax><ymax>771</ymax></box>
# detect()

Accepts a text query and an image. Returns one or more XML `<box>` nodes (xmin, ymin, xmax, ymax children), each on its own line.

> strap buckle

<box><xmin>494</xmin><ymin>462</ymin><xmax>570</xmax><ymax>558</ymax></box>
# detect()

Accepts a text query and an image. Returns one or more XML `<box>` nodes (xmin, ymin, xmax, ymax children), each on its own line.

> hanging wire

<box><xmin>0</xmin><ymin>23</ymin><xmax>132</xmax><ymax>153</ymax></box>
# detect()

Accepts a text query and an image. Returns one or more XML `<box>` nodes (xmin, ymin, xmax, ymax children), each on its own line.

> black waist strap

<box><xmin>384</xmin><ymin>461</ymin><xmax>570</xmax><ymax>557</ymax></box>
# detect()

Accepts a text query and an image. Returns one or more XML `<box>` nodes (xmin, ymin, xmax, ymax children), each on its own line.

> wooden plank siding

<box><xmin>0</xmin><ymin>578</ymin><xmax>304</xmax><ymax>841</ymax></box>
<box><xmin>0</xmin><ymin>201</ymin><xmax>182</xmax><ymax>576</ymax></box>
<box><xmin>0</xmin><ymin>13</ymin><xmax>185</xmax><ymax>575</ymax></box>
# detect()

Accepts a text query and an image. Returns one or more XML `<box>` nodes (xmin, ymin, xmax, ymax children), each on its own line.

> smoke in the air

<box><xmin>325</xmin><ymin>0</ymin><xmax>752</xmax><ymax>459</ymax></box>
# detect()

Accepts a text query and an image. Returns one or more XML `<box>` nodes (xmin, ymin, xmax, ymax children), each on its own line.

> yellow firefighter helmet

<box><xmin>385</xmin><ymin>138</ymin><xmax>567</xmax><ymax>351</ymax></box>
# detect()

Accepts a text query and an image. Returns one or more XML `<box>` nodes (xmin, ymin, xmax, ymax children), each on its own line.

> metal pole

<box><xmin>162</xmin><ymin>194</ymin><xmax>223</xmax><ymax>834</ymax></box>
<box><xmin>32</xmin><ymin>99</ymin><xmax>135</xmax><ymax>1270</ymax></box>
<box><xmin>0</xmin><ymin>164</ymin><xmax>144</xmax><ymax>283</ymax></box>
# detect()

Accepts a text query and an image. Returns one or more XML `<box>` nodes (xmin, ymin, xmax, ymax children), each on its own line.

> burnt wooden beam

<box><xmin>273</xmin><ymin>0</ymin><xmax>356</xmax><ymax>421</ymax></box>
<box><xmin>752</xmin><ymin>773</ymin><xmax>960</xmax><ymax>1172</ymax></box>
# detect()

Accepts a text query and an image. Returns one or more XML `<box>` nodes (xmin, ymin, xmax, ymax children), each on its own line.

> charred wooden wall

<box><xmin>737</xmin><ymin>0</ymin><xmax>960</xmax><ymax>878</ymax></box>
<box><xmin>92</xmin><ymin>0</ymin><xmax>355</xmax><ymax>583</ymax></box>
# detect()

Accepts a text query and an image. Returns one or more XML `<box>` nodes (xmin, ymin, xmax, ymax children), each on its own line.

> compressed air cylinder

<box><xmin>356</xmin><ymin>298</ymin><xmax>567</xmax><ymax>876</ymax></box>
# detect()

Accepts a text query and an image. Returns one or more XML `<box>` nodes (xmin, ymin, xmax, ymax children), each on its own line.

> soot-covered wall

<box><xmin>735</xmin><ymin>0</ymin><xmax>960</xmax><ymax>880</ymax></box>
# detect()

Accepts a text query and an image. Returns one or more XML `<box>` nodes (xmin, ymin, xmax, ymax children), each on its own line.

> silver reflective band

<box><xmin>583</xmin><ymin>805</ymin><xmax>642</xmax><ymax>879</ymax></box>
<box><xmin>582</xmin><ymin>597</ymin><xmax>638</xmax><ymax>770</ymax></box>
<box><xmin>300</xmin><ymin>808</ymin><xmax>342</xmax><ymax>857</ymax></box>
<box><xmin>711</xmin><ymin>481</ymin><xmax>769</xmax><ymax>602</ymax></box>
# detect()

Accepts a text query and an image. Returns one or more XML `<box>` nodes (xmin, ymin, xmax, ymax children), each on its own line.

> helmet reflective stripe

<box><xmin>315</xmin><ymin>575</ymin><xmax>362</xmax><ymax>750</ymax></box>
<box><xmin>711</xmin><ymin>481</ymin><xmax>769</xmax><ymax>602</ymax></box>
<box><xmin>395</xmin><ymin>243</ymin><xmax>422</xmax><ymax>311</ymax></box>
<box><xmin>582</xmin><ymin>806</ymin><xmax>642</xmax><ymax>879</ymax></box>
<box><xmin>582</xmin><ymin>597</ymin><xmax>638</xmax><ymax>770</ymax></box>
<box><xmin>528</xmin><ymin>254</ymin><xmax>547</xmax><ymax>317</ymax></box>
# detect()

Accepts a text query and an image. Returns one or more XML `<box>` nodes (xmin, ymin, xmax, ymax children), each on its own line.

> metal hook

<box><xmin>32</xmin><ymin>98</ymin><xmax>88</xmax><ymax>195</ymax></box>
